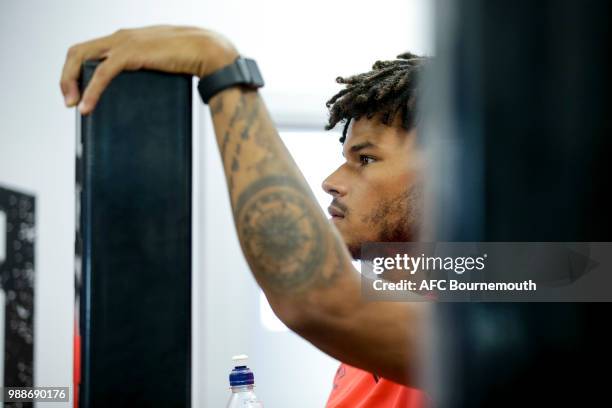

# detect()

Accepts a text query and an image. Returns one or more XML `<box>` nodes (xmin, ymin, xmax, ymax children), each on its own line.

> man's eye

<box><xmin>359</xmin><ymin>155</ymin><xmax>376</xmax><ymax>166</ymax></box>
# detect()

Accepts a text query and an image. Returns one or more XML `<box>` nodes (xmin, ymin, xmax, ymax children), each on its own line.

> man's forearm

<box><xmin>208</xmin><ymin>87</ymin><xmax>356</xmax><ymax>319</ymax></box>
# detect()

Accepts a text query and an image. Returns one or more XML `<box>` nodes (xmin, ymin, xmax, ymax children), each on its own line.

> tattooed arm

<box><xmin>208</xmin><ymin>88</ymin><xmax>425</xmax><ymax>386</ymax></box>
<box><xmin>60</xmin><ymin>25</ymin><xmax>424</xmax><ymax>386</ymax></box>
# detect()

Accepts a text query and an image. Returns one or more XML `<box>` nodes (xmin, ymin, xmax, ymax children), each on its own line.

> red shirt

<box><xmin>326</xmin><ymin>364</ymin><xmax>424</xmax><ymax>408</ymax></box>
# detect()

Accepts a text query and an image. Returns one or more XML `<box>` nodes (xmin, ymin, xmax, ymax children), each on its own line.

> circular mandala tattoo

<box><xmin>237</xmin><ymin>186</ymin><xmax>326</xmax><ymax>290</ymax></box>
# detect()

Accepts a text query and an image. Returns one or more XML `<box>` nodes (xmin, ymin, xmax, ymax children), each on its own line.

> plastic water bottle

<box><xmin>226</xmin><ymin>355</ymin><xmax>263</xmax><ymax>408</ymax></box>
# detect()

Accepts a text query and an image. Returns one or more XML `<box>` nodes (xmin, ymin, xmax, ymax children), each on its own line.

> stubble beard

<box><xmin>345</xmin><ymin>183</ymin><xmax>422</xmax><ymax>260</ymax></box>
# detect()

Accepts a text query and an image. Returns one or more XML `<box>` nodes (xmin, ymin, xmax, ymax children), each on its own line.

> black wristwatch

<box><xmin>197</xmin><ymin>57</ymin><xmax>264</xmax><ymax>104</ymax></box>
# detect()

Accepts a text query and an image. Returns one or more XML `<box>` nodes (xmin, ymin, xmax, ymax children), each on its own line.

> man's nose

<box><xmin>322</xmin><ymin>165</ymin><xmax>348</xmax><ymax>197</ymax></box>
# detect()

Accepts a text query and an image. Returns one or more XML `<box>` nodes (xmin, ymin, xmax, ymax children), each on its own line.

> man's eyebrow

<box><xmin>342</xmin><ymin>141</ymin><xmax>377</xmax><ymax>157</ymax></box>
<box><xmin>349</xmin><ymin>141</ymin><xmax>377</xmax><ymax>153</ymax></box>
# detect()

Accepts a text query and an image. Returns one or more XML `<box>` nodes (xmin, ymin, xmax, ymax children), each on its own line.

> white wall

<box><xmin>0</xmin><ymin>1</ymin><xmax>433</xmax><ymax>407</ymax></box>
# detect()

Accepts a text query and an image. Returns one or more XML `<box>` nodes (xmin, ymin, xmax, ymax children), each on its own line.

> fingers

<box><xmin>60</xmin><ymin>35</ymin><xmax>114</xmax><ymax>108</ymax></box>
<box><xmin>60</xmin><ymin>45</ymin><xmax>85</xmax><ymax>107</ymax></box>
<box><xmin>78</xmin><ymin>54</ymin><xmax>129</xmax><ymax>115</ymax></box>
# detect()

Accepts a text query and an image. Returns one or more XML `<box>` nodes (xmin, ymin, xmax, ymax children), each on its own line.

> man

<box><xmin>60</xmin><ymin>25</ymin><xmax>427</xmax><ymax>407</ymax></box>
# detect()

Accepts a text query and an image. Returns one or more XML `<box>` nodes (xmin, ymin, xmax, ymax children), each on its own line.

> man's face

<box><xmin>322</xmin><ymin>115</ymin><xmax>423</xmax><ymax>259</ymax></box>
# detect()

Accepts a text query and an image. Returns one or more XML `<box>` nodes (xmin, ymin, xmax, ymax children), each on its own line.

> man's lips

<box><xmin>328</xmin><ymin>205</ymin><xmax>345</xmax><ymax>218</ymax></box>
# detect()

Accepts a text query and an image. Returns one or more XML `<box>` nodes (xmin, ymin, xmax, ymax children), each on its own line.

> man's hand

<box><xmin>60</xmin><ymin>25</ymin><xmax>238</xmax><ymax>114</ymax></box>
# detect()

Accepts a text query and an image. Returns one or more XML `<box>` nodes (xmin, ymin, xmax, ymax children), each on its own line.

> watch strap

<box><xmin>197</xmin><ymin>57</ymin><xmax>264</xmax><ymax>104</ymax></box>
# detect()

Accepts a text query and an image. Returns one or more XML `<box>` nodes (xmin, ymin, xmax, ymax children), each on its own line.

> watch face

<box><xmin>241</xmin><ymin>58</ymin><xmax>265</xmax><ymax>87</ymax></box>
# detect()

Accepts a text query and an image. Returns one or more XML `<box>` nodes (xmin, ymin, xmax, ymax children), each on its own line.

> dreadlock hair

<box><xmin>325</xmin><ymin>52</ymin><xmax>428</xmax><ymax>143</ymax></box>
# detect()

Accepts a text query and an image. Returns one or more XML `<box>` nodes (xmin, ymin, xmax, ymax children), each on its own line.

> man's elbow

<box><xmin>265</xmin><ymin>295</ymin><xmax>320</xmax><ymax>330</ymax></box>
<box><xmin>268</xmin><ymin>293</ymin><xmax>350</xmax><ymax>335</ymax></box>
<box><xmin>269</xmin><ymin>298</ymin><xmax>313</xmax><ymax>333</ymax></box>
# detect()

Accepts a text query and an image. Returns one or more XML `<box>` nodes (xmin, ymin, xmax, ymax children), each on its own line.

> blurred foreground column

<box><xmin>424</xmin><ymin>1</ymin><xmax>611</xmax><ymax>406</ymax></box>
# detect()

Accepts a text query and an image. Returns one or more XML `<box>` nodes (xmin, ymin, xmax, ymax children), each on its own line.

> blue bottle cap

<box><xmin>229</xmin><ymin>355</ymin><xmax>255</xmax><ymax>386</ymax></box>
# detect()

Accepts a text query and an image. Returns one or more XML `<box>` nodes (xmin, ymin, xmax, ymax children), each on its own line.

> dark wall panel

<box><xmin>0</xmin><ymin>186</ymin><xmax>35</xmax><ymax>398</ymax></box>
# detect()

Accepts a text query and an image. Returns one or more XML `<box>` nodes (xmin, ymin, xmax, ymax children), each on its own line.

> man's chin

<box><xmin>333</xmin><ymin>224</ymin><xmax>369</xmax><ymax>260</ymax></box>
<box><xmin>334</xmin><ymin>229</ymin><xmax>361</xmax><ymax>260</ymax></box>
<box><xmin>345</xmin><ymin>242</ymin><xmax>362</xmax><ymax>260</ymax></box>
